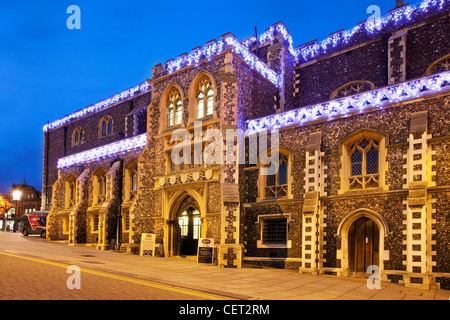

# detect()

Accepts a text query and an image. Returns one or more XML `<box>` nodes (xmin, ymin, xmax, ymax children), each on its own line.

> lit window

<box><xmin>175</xmin><ymin>100</ymin><xmax>182</xmax><ymax>125</ymax></box>
<box><xmin>192</xmin><ymin>210</ymin><xmax>201</xmax><ymax>240</ymax></box>
<box><xmin>167</xmin><ymin>89</ymin><xmax>182</xmax><ymax>127</ymax></box>
<box><xmin>349</xmin><ymin>138</ymin><xmax>380</xmax><ymax>189</ymax></box>
<box><xmin>179</xmin><ymin>211</ymin><xmax>189</xmax><ymax>237</ymax></box>
<box><xmin>196</xmin><ymin>78</ymin><xmax>214</xmax><ymax>119</ymax></box>
<box><xmin>178</xmin><ymin>209</ymin><xmax>201</xmax><ymax>240</ymax></box>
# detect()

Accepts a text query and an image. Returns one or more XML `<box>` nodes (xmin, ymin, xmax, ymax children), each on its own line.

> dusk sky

<box><xmin>0</xmin><ymin>0</ymin><xmax>396</xmax><ymax>194</ymax></box>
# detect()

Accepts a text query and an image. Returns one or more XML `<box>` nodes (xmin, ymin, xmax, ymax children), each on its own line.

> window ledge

<box><xmin>257</xmin><ymin>240</ymin><xmax>292</xmax><ymax>249</ymax></box>
<box><xmin>342</xmin><ymin>187</ymin><xmax>384</xmax><ymax>195</ymax></box>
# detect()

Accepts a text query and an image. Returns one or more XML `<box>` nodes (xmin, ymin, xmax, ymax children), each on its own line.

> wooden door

<box><xmin>348</xmin><ymin>217</ymin><xmax>379</xmax><ymax>274</ymax></box>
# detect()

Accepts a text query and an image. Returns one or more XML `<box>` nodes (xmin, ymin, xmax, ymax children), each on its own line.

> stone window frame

<box><xmin>62</xmin><ymin>215</ymin><xmax>70</xmax><ymax>235</ymax></box>
<box><xmin>122</xmin><ymin>209</ymin><xmax>130</xmax><ymax>233</ymax></box>
<box><xmin>256</xmin><ymin>213</ymin><xmax>292</xmax><ymax>249</ymax></box>
<box><xmin>71</xmin><ymin>126</ymin><xmax>85</xmax><ymax>147</ymax></box>
<box><xmin>159</xmin><ymin>83</ymin><xmax>185</xmax><ymax>134</ymax></box>
<box><xmin>257</xmin><ymin>148</ymin><xmax>292</xmax><ymax>202</ymax></box>
<box><xmin>188</xmin><ymin>72</ymin><xmax>217</xmax><ymax>124</ymax></box>
<box><xmin>167</xmin><ymin>88</ymin><xmax>183</xmax><ymax>128</ymax></box>
<box><xmin>124</xmin><ymin>160</ymin><xmax>138</xmax><ymax>202</ymax></box>
<box><xmin>425</xmin><ymin>53</ymin><xmax>450</xmax><ymax>75</ymax></box>
<box><xmin>64</xmin><ymin>175</ymin><xmax>77</xmax><ymax>209</ymax></box>
<box><xmin>339</xmin><ymin>129</ymin><xmax>388</xmax><ymax>194</ymax></box>
<box><xmin>99</xmin><ymin>115</ymin><xmax>114</xmax><ymax>138</ymax></box>
<box><xmin>91</xmin><ymin>214</ymin><xmax>100</xmax><ymax>234</ymax></box>
<box><xmin>330</xmin><ymin>80</ymin><xmax>375</xmax><ymax>100</ymax></box>
<box><xmin>92</xmin><ymin>168</ymin><xmax>107</xmax><ymax>205</ymax></box>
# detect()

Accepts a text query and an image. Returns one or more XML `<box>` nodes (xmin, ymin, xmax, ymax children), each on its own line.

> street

<box><xmin>0</xmin><ymin>232</ymin><xmax>227</xmax><ymax>300</ymax></box>
<box><xmin>0</xmin><ymin>231</ymin><xmax>449</xmax><ymax>301</ymax></box>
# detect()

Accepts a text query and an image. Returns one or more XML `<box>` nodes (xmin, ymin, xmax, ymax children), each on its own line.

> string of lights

<box><xmin>296</xmin><ymin>0</ymin><xmax>445</xmax><ymax>62</ymax></box>
<box><xmin>57</xmin><ymin>133</ymin><xmax>147</xmax><ymax>169</ymax></box>
<box><xmin>245</xmin><ymin>71</ymin><xmax>450</xmax><ymax>135</ymax></box>
<box><xmin>43</xmin><ymin>81</ymin><xmax>151</xmax><ymax>133</ymax></box>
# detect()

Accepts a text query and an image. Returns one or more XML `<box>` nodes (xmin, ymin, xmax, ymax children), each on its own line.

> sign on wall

<box><xmin>139</xmin><ymin>233</ymin><xmax>156</xmax><ymax>257</ymax></box>
<box><xmin>197</xmin><ymin>238</ymin><xmax>214</xmax><ymax>265</ymax></box>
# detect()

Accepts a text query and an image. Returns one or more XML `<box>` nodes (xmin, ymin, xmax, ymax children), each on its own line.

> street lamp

<box><xmin>12</xmin><ymin>190</ymin><xmax>21</xmax><ymax>233</ymax></box>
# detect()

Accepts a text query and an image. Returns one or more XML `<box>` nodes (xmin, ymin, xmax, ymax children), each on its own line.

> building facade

<box><xmin>44</xmin><ymin>0</ymin><xmax>450</xmax><ymax>289</ymax></box>
<box><xmin>1</xmin><ymin>183</ymin><xmax>42</xmax><ymax>231</ymax></box>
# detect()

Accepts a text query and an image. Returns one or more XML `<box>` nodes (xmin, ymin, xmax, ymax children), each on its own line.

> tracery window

<box><xmin>65</xmin><ymin>176</ymin><xmax>77</xmax><ymax>209</ymax></box>
<box><xmin>262</xmin><ymin>152</ymin><xmax>289</xmax><ymax>199</ymax></box>
<box><xmin>72</xmin><ymin>127</ymin><xmax>84</xmax><ymax>146</ymax></box>
<box><xmin>426</xmin><ymin>54</ymin><xmax>450</xmax><ymax>75</ymax></box>
<box><xmin>331</xmin><ymin>81</ymin><xmax>375</xmax><ymax>100</ymax></box>
<box><xmin>100</xmin><ymin>116</ymin><xmax>113</xmax><ymax>137</ymax></box>
<box><xmin>94</xmin><ymin>170</ymin><xmax>107</xmax><ymax>204</ymax></box>
<box><xmin>196</xmin><ymin>78</ymin><xmax>214</xmax><ymax>119</ymax></box>
<box><xmin>178</xmin><ymin>209</ymin><xmax>201</xmax><ymax>240</ymax></box>
<box><xmin>349</xmin><ymin>138</ymin><xmax>380</xmax><ymax>190</ymax></box>
<box><xmin>167</xmin><ymin>89</ymin><xmax>182</xmax><ymax>127</ymax></box>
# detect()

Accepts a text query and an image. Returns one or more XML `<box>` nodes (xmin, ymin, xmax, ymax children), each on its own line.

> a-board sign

<box><xmin>197</xmin><ymin>238</ymin><xmax>214</xmax><ymax>264</ymax></box>
<box><xmin>139</xmin><ymin>233</ymin><xmax>156</xmax><ymax>257</ymax></box>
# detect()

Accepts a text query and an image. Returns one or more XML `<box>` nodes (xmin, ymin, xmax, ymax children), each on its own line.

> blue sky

<box><xmin>0</xmin><ymin>0</ymin><xmax>397</xmax><ymax>194</ymax></box>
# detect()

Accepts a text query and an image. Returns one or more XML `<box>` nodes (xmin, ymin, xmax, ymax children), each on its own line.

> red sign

<box><xmin>28</xmin><ymin>216</ymin><xmax>46</xmax><ymax>231</ymax></box>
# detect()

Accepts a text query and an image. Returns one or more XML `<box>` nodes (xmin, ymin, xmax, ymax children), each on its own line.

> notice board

<box><xmin>197</xmin><ymin>238</ymin><xmax>214</xmax><ymax>264</ymax></box>
<box><xmin>140</xmin><ymin>233</ymin><xmax>156</xmax><ymax>257</ymax></box>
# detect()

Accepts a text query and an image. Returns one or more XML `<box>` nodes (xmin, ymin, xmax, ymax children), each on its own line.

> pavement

<box><xmin>0</xmin><ymin>231</ymin><xmax>449</xmax><ymax>300</ymax></box>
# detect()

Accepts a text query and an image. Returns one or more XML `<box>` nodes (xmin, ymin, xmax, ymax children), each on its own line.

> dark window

<box><xmin>263</xmin><ymin>219</ymin><xmax>287</xmax><ymax>244</ymax></box>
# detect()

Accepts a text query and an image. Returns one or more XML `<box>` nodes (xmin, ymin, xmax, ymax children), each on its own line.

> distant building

<box><xmin>44</xmin><ymin>0</ymin><xmax>450</xmax><ymax>290</ymax></box>
<box><xmin>1</xmin><ymin>183</ymin><xmax>41</xmax><ymax>231</ymax></box>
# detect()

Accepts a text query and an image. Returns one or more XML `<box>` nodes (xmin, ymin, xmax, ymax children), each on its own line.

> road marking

<box><xmin>0</xmin><ymin>251</ymin><xmax>232</xmax><ymax>300</ymax></box>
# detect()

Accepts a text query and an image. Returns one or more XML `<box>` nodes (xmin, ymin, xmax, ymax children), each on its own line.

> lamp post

<box><xmin>12</xmin><ymin>190</ymin><xmax>21</xmax><ymax>233</ymax></box>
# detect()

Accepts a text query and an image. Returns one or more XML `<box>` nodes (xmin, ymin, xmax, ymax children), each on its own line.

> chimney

<box><xmin>395</xmin><ymin>0</ymin><xmax>404</xmax><ymax>8</ymax></box>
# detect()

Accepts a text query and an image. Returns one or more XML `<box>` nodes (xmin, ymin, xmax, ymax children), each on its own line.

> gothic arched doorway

<box><xmin>177</xmin><ymin>208</ymin><xmax>201</xmax><ymax>256</ymax></box>
<box><xmin>348</xmin><ymin>217</ymin><xmax>380</xmax><ymax>274</ymax></box>
<box><xmin>168</xmin><ymin>193</ymin><xmax>203</xmax><ymax>257</ymax></box>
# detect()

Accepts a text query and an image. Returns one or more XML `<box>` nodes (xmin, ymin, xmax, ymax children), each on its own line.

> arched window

<box><xmin>167</xmin><ymin>89</ymin><xmax>182</xmax><ymax>127</ymax></box>
<box><xmin>178</xmin><ymin>209</ymin><xmax>201</xmax><ymax>240</ymax></box>
<box><xmin>196</xmin><ymin>78</ymin><xmax>214</xmax><ymax>119</ymax></box>
<box><xmin>100</xmin><ymin>116</ymin><xmax>113</xmax><ymax>137</ymax></box>
<box><xmin>72</xmin><ymin>127</ymin><xmax>84</xmax><ymax>146</ymax></box>
<box><xmin>349</xmin><ymin>137</ymin><xmax>380</xmax><ymax>190</ymax></box>
<box><xmin>426</xmin><ymin>54</ymin><xmax>450</xmax><ymax>75</ymax></box>
<box><xmin>260</xmin><ymin>151</ymin><xmax>289</xmax><ymax>199</ymax></box>
<box><xmin>93</xmin><ymin>169</ymin><xmax>107</xmax><ymax>204</ymax></box>
<box><xmin>65</xmin><ymin>175</ymin><xmax>77</xmax><ymax>209</ymax></box>
<box><xmin>331</xmin><ymin>81</ymin><xmax>375</xmax><ymax>100</ymax></box>
<box><xmin>126</xmin><ymin>162</ymin><xmax>138</xmax><ymax>201</ymax></box>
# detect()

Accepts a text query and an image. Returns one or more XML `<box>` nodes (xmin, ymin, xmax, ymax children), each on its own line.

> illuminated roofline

<box><xmin>245</xmin><ymin>71</ymin><xmax>450</xmax><ymax>135</ymax></box>
<box><xmin>43</xmin><ymin>81</ymin><xmax>151</xmax><ymax>133</ymax></box>
<box><xmin>57</xmin><ymin>134</ymin><xmax>147</xmax><ymax>169</ymax></box>
<box><xmin>295</xmin><ymin>0</ymin><xmax>446</xmax><ymax>63</ymax></box>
